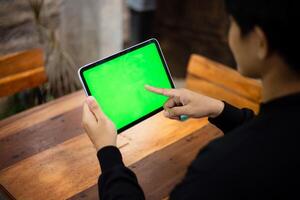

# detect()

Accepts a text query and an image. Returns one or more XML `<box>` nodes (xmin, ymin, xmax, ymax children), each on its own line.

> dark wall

<box><xmin>154</xmin><ymin>0</ymin><xmax>235</xmax><ymax>78</ymax></box>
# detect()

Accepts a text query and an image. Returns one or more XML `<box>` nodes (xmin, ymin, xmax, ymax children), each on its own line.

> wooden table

<box><xmin>0</xmin><ymin>90</ymin><xmax>222</xmax><ymax>200</ymax></box>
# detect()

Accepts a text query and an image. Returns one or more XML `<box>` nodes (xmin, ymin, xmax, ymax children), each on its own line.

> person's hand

<box><xmin>145</xmin><ymin>85</ymin><xmax>224</xmax><ymax>120</ymax></box>
<box><xmin>82</xmin><ymin>96</ymin><xmax>117</xmax><ymax>151</ymax></box>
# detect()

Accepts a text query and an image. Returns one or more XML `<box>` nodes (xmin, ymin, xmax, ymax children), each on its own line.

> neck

<box><xmin>262</xmin><ymin>60</ymin><xmax>300</xmax><ymax>103</ymax></box>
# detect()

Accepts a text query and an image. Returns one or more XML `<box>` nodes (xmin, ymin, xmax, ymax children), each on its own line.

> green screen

<box><xmin>82</xmin><ymin>42</ymin><xmax>173</xmax><ymax>132</ymax></box>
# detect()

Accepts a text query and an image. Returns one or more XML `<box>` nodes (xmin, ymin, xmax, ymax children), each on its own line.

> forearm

<box><xmin>98</xmin><ymin>146</ymin><xmax>145</xmax><ymax>200</ymax></box>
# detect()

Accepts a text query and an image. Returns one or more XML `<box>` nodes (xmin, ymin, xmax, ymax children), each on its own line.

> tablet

<box><xmin>78</xmin><ymin>38</ymin><xmax>175</xmax><ymax>133</ymax></box>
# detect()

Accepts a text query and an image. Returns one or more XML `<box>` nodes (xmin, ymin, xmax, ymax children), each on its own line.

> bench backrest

<box><xmin>185</xmin><ymin>54</ymin><xmax>262</xmax><ymax>113</ymax></box>
<box><xmin>0</xmin><ymin>49</ymin><xmax>47</xmax><ymax>97</ymax></box>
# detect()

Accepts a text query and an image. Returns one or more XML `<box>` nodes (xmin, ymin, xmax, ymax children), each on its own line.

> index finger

<box><xmin>144</xmin><ymin>85</ymin><xmax>176</xmax><ymax>97</ymax></box>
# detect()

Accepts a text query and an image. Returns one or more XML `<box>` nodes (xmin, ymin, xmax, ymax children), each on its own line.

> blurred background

<box><xmin>0</xmin><ymin>0</ymin><xmax>235</xmax><ymax>120</ymax></box>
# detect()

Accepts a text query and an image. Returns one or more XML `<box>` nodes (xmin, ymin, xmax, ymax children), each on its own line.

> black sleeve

<box><xmin>97</xmin><ymin>146</ymin><xmax>145</xmax><ymax>200</ymax></box>
<box><xmin>208</xmin><ymin>102</ymin><xmax>255</xmax><ymax>133</ymax></box>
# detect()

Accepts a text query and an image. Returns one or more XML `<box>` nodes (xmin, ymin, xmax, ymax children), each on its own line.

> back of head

<box><xmin>224</xmin><ymin>0</ymin><xmax>299</xmax><ymax>72</ymax></box>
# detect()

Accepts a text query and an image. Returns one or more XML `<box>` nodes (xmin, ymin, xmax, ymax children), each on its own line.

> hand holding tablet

<box><xmin>82</xmin><ymin>96</ymin><xmax>117</xmax><ymax>150</ymax></box>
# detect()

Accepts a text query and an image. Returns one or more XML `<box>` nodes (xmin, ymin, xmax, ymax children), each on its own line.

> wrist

<box><xmin>94</xmin><ymin>141</ymin><xmax>116</xmax><ymax>152</ymax></box>
<box><xmin>209</xmin><ymin>100</ymin><xmax>224</xmax><ymax>118</ymax></box>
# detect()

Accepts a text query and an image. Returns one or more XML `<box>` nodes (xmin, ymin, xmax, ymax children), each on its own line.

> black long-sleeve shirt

<box><xmin>97</xmin><ymin>92</ymin><xmax>300</xmax><ymax>199</ymax></box>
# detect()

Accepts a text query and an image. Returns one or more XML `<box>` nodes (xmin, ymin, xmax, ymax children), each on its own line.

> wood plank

<box><xmin>0</xmin><ymin>113</ymin><xmax>208</xmax><ymax>200</ymax></box>
<box><xmin>134</xmin><ymin>125</ymin><xmax>220</xmax><ymax>199</ymax></box>
<box><xmin>0</xmin><ymin>90</ymin><xmax>85</xmax><ymax>140</ymax></box>
<box><xmin>187</xmin><ymin>54</ymin><xmax>262</xmax><ymax>103</ymax></box>
<box><xmin>69</xmin><ymin>124</ymin><xmax>222</xmax><ymax>200</ymax></box>
<box><xmin>0</xmin><ymin>134</ymin><xmax>128</xmax><ymax>200</ymax></box>
<box><xmin>186</xmin><ymin>75</ymin><xmax>260</xmax><ymax>113</ymax></box>
<box><xmin>0</xmin><ymin>49</ymin><xmax>44</xmax><ymax>79</ymax></box>
<box><xmin>68</xmin><ymin>184</ymin><xmax>98</xmax><ymax>200</ymax></box>
<box><xmin>0</xmin><ymin>67</ymin><xmax>47</xmax><ymax>97</ymax></box>
<box><xmin>0</xmin><ymin>107</ymin><xmax>82</xmax><ymax>170</ymax></box>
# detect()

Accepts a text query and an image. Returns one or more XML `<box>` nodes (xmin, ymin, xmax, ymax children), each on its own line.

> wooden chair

<box><xmin>0</xmin><ymin>49</ymin><xmax>47</xmax><ymax>97</ymax></box>
<box><xmin>185</xmin><ymin>54</ymin><xmax>262</xmax><ymax>113</ymax></box>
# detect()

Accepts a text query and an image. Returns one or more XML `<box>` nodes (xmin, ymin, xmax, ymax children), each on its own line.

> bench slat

<box><xmin>0</xmin><ymin>49</ymin><xmax>44</xmax><ymax>79</ymax></box>
<box><xmin>0</xmin><ymin>67</ymin><xmax>47</xmax><ymax>97</ymax></box>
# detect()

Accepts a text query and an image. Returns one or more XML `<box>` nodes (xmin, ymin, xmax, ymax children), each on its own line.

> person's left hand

<box><xmin>82</xmin><ymin>96</ymin><xmax>117</xmax><ymax>151</ymax></box>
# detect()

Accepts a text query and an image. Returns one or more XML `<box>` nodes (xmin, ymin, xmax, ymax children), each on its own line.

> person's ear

<box><xmin>254</xmin><ymin>26</ymin><xmax>268</xmax><ymax>60</ymax></box>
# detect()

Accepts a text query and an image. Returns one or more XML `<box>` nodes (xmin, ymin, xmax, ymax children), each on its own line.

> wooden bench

<box><xmin>185</xmin><ymin>54</ymin><xmax>262</xmax><ymax>113</ymax></box>
<box><xmin>0</xmin><ymin>49</ymin><xmax>47</xmax><ymax>97</ymax></box>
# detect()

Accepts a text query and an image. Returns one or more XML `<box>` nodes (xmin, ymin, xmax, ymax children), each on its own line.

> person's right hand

<box><xmin>145</xmin><ymin>85</ymin><xmax>224</xmax><ymax>120</ymax></box>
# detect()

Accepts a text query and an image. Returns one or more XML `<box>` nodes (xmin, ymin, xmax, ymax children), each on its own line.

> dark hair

<box><xmin>224</xmin><ymin>0</ymin><xmax>298</xmax><ymax>72</ymax></box>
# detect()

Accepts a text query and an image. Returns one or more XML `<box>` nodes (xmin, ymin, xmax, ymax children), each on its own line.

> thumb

<box><xmin>86</xmin><ymin>96</ymin><xmax>105</xmax><ymax>121</ymax></box>
<box><xmin>166</xmin><ymin>106</ymin><xmax>189</xmax><ymax>118</ymax></box>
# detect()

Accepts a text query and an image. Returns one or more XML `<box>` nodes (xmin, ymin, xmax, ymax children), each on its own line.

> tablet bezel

<box><xmin>78</xmin><ymin>38</ymin><xmax>175</xmax><ymax>133</ymax></box>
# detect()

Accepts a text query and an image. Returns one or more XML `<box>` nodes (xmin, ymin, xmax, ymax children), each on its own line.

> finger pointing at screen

<box><xmin>144</xmin><ymin>84</ymin><xmax>224</xmax><ymax>121</ymax></box>
<box><xmin>144</xmin><ymin>84</ymin><xmax>177</xmax><ymax>97</ymax></box>
<box><xmin>145</xmin><ymin>84</ymin><xmax>188</xmax><ymax>121</ymax></box>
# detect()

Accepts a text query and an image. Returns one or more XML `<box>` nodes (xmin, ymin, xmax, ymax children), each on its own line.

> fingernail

<box><xmin>86</xmin><ymin>96</ymin><xmax>94</xmax><ymax>106</ymax></box>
